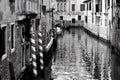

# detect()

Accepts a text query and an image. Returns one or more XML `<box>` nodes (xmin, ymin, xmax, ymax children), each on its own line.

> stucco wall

<box><xmin>0</xmin><ymin>0</ymin><xmax>16</xmax><ymax>24</ymax></box>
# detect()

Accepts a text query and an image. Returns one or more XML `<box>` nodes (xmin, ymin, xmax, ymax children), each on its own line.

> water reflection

<box><xmin>52</xmin><ymin>28</ymin><xmax>120</xmax><ymax>80</ymax></box>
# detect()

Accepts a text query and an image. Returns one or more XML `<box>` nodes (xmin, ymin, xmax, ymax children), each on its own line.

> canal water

<box><xmin>51</xmin><ymin>28</ymin><xmax>120</xmax><ymax>80</ymax></box>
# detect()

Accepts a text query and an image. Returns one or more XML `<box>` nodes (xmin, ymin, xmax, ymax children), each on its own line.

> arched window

<box><xmin>72</xmin><ymin>18</ymin><xmax>76</xmax><ymax>23</ymax></box>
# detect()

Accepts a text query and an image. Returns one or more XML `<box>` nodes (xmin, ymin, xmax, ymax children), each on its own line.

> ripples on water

<box><xmin>51</xmin><ymin>28</ymin><xmax>120</xmax><ymax>80</ymax></box>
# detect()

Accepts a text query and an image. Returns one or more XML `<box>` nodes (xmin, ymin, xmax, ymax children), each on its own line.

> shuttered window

<box><xmin>42</xmin><ymin>5</ymin><xmax>46</xmax><ymax>15</ymax></box>
<box><xmin>89</xmin><ymin>2</ymin><xmax>91</xmax><ymax>10</ymax></box>
<box><xmin>96</xmin><ymin>0</ymin><xmax>102</xmax><ymax>12</ymax></box>
<box><xmin>72</xmin><ymin>4</ymin><xmax>75</xmax><ymax>11</ymax></box>
<box><xmin>11</xmin><ymin>24</ymin><xmax>15</xmax><ymax>49</ymax></box>
<box><xmin>78</xmin><ymin>15</ymin><xmax>81</xmax><ymax>20</ymax></box>
<box><xmin>80</xmin><ymin>4</ymin><xmax>85</xmax><ymax>11</ymax></box>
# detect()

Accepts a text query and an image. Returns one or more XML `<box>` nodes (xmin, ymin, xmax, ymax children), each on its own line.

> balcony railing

<box><xmin>16</xmin><ymin>0</ymin><xmax>40</xmax><ymax>14</ymax></box>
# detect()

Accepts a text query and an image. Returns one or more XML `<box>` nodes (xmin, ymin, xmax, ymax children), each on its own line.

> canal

<box><xmin>51</xmin><ymin>28</ymin><xmax>120</xmax><ymax>80</ymax></box>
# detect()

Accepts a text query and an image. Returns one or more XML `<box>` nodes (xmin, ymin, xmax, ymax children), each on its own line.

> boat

<box><xmin>56</xmin><ymin>27</ymin><xmax>62</xmax><ymax>35</ymax></box>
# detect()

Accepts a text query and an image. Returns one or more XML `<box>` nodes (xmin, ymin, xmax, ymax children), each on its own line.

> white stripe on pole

<box><xmin>31</xmin><ymin>38</ymin><xmax>36</xmax><ymax>44</ymax></box>
<box><xmin>39</xmin><ymin>46</ymin><xmax>43</xmax><ymax>51</ymax></box>
<box><xmin>38</xmin><ymin>32</ymin><xmax>42</xmax><ymax>37</ymax></box>
<box><xmin>40</xmin><ymin>59</ymin><xmax>43</xmax><ymax>64</ymax></box>
<box><xmin>39</xmin><ymin>52</ymin><xmax>43</xmax><ymax>57</ymax></box>
<box><xmin>31</xmin><ymin>33</ymin><xmax>37</xmax><ymax>77</ymax></box>
<box><xmin>41</xmin><ymin>66</ymin><xmax>43</xmax><ymax>70</ymax></box>
<box><xmin>33</xmin><ymin>69</ymin><xmax>37</xmax><ymax>75</ymax></box>
<box><xmin>31</xmin><ymin>46</ymin><xmax>36</xmax><ymax>52</ymax></box>
<box><xmin>39</xmin><ymin>39</ymin><xmax>42</xmax><ymax>44</ymax></box>
<box><xmin>32</xmin><ymin>54</ymin><xmax>36</xmax><ymax>59</ymax></box>
<box><xmin>33</xmin><ymin>61</ymin><xmax>37</xmax><ymax>67</ymax></box>
<box><xmin>38</xmin><ymin>32</ymin><xmax>44</xmax><ymax>70</ymax></box>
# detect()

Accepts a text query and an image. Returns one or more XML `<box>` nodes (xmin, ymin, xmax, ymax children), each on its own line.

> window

<box><xmin>87</xmin><ymin>3</ymin><xmax>89</xmax><ymax>10</ymax></box>
<box><xmin>64</xmin><ymin>3</ymin><xmax>66</xmax><ymax>11</ymax></box>
<box><xmin>96</xmin><ymin>0</ymin><xmax>102</xmax><ymax>12</ymax></box>
<box><xmin>89</xmin><ymin>2</ymin><xmax>91</xmax><ymax>10</ymax></box>
<box><xmin>57</xmin><ymin>3</ymin><xmax>59</xmax><ymax>11</ymax></box>
<box><xmin>60</xmin><ymin>16</ymin><xmax>63</xmax><ymax>20</ymax></box>
<box><xmin>105</xmin><ymin>0</ymin><xmax>107</xmax><ymax>12</ymax></box>
<box><xmin>60</xmin><ymin>3</ymin><xmax>63</xmax><ymax>11</ymax></box>
<box><xmin>0</xmin><ymin>26</ymin><xmax>7</xmax><ymax>60</ymax></box>
<box><xmin>78</xmin><ymin>15</ymin><xmax>81</xmax><ymax>20</ymax></box>
<box><xmin>36</xmin><ymin>19</ymin><xmax>39</xmax><ymax>30</ymax></box>
<box><xmin>96</xmin><ymin>4</ymin><xmax>99</xmax><ymax>12</ymax></box>
<box><xmin>11</xmin><ymin>24</ymin><xmax>15</xmax><ymax>49</ymax></box>
<box><xmin>72</xmin><ymin>18</ymin><xmax>76</xmax><ymax>23</ymax></box>
<box><xmin>99</xmin><ymin>0</ymin><xmax>102</xmax><ymax>12</ymax></box>
<box><xmin>72</xmin><ymin>4</ymin><xmax>75</xmax><ymax>11</ymax></box>
<box><xmin>85</xmin><ymin>16</ymin><xmax>87</xmax><ymax>23</ymax></box>
<box><xmin>42</xmin><ymin>5</ymin><xmax>46</xmax><ymax>15</ymax></box>
<box><xmin>80</xmin><ymin>4</ymin><xmax>85</xmax><ymax>11</ymax></box>
<box><xmin>105</xmin><ymin>19</ymin><xmax>108</xmax><ymax>26</ymax></box>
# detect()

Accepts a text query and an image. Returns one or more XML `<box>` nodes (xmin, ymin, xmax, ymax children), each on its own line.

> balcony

<box><xmin>16</xmin><ymin>0</ymin><xmax>40</xmax><ymax>15</ymax></box>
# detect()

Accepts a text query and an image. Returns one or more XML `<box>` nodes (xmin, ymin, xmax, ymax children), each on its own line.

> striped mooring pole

<box><xmin>38</xmin><ymin>31</ymin><xmax>44</xmax><ymax>70</ymax></box>
<box><xmin>31</xmin><ymin>33</ymin><xmax>37</xmax><ymax>77</ymax></box>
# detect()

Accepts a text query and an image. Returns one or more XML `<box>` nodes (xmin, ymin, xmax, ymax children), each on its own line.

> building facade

<box><xmin>53</xmin><ymin>0</ymin><xmax>84</xmax><ymax>26</ymax></box>
<box><xmin>81</xmin><ymin>0</ymin><xmax>112</xmax><ymax>41</ymax></box>
<box><xmin>0</xmin><ymin>0</ymin><xmax>53</xmax><ymax>80</ymax></box>
<box><xmin>110</xmin><ymin>0</ymin><xmax>120</xmax><ymax>54</ymax></box>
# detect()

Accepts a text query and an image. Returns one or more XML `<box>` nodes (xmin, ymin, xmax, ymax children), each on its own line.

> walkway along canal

<box><xmin>51</xmin><ymin>28</ymin><xmax>120</xmax><ymax>80</ymax></box>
